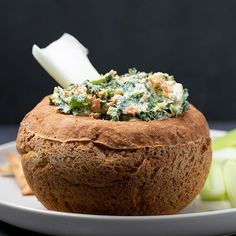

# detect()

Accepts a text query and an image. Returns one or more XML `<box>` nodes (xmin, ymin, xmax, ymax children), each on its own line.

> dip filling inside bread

<box><xmin>49</xmin><ymin>68</ymin><xmax>189</xmax><ymax>121</ymax></box>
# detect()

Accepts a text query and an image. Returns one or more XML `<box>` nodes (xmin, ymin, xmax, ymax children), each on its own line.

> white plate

<box><xmin>1</xmin><ymin>129</ymin><xmax>236</xmax><ymax>236</ymax></box>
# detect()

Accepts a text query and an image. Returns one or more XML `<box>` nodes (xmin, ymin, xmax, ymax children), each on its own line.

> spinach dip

<box><xmin>49</xmin><ymin>68</ymin><xmax>189</xmax><ymax>121</ymax></box>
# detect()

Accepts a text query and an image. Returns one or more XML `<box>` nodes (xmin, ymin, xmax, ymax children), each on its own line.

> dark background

<box><xmin>0</xmin><ymin>0</ymin><xmax>236</xmax><ymax>124</ymax></box>
<box><xmin>0</xmin><ymin>1</ymin><xmax>236</xmax><ymax>234</ymax></box>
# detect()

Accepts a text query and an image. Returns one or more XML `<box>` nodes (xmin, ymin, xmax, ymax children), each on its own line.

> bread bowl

<box><xmin>17</xmin><ymin>34</ymin><xmax>212</xmax><ymax>215</ymax></box>
<box><xmin>16</xmin><ymin>95</ymin><xmax>211</xmax><ymax>215</ymax></box>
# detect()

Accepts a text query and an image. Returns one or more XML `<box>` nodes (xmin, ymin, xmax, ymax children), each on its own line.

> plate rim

<box><xmin>0</xmin><ymin>128</ymin><xmax>233</xmax><ymax>221</ymax></box>
<box><xmin>0</xmin><ymin>197</ymin><xmax>236</xmax><ymax>221</ymax></box>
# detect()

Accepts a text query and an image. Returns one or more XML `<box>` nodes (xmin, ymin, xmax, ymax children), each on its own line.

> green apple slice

<box><xmin>191</xmin><ymin>197</ymin><xmax>231</xmax><ymax>212</ymax></box>
<box><xmin>32</xmin><ymin>33</ymin><xmax>100</xmax><ymax>88</ymax></box>
<box><xmin>197</xmin><ymin>200</ymin><xmax>231</xmax><ymax>212</ymax></box>
<box><xmin>200</xmin><ymin>160</ymin><xmax>226</xmax><ymax>201</ymax></box>
<box><xmin>212</xmin><ymin>129</ymin><xmax>236</xmax><ymax>151</ymax></box>
<box><xmin>213</xmin><ymin>148</ymin><xmax>236</xmax><ymax>162</ymax></box>
<box><xmin>223</xmin><ymin>160</ymin><xmax>236</xmax><ymax>207</ymax></box>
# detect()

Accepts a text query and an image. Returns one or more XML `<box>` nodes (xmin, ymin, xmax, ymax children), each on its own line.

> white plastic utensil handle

<box><xmin>32</xmin><ymin>33</ymin><xmax>100</xmax><ymax>88</ymax></box>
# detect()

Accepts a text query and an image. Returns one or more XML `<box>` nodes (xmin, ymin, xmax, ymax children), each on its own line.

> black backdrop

<box><xmin>1</xmin><ymin>0</ymin><xmax>236</xmax><ymax>123</ymax></box>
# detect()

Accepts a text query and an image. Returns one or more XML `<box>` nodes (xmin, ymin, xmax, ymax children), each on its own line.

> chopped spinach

<box><xmin>49</xmin><ymin>69</ymin><xmax>189</xmax><ymax>121</ymax></box>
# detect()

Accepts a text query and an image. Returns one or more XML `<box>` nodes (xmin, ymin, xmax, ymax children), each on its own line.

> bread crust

<box><xmin>18</xmin><ymin>97</ymin><xmax>209</xmax><ymax>149</ymax></box>
<box><xmin>16</xmin><ymin>97</ymin><xmax>212</xmax><ymax>215</ymax></box>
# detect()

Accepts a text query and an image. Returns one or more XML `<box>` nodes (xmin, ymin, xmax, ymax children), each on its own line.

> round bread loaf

<box><xmin>16</xmin><ymin>97</ymin><xmax>212</xmax><ymax>215</ymax></box>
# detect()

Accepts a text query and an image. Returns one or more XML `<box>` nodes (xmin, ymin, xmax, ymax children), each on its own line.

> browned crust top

<box><xmin>19</xmin><ymin>97</ymin><xmax>210</xmax><ymax>149</ymax></box>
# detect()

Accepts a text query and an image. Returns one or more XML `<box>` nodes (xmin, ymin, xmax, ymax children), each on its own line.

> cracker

<box><xmin>7</xmin><ymin>153</ymin><xmax>33</xmax><ymax>196</ymax></box>
<box><xmin>0</xmin><ymin>164</ymin><xmax>13</xmax><ymax>175</ymax></box>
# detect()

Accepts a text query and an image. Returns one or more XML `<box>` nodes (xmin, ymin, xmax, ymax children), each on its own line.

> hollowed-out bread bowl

<box><xmin>16</xmin><ymin>97</ymin><xmax>211</xmax><ymax>215</ymax></box>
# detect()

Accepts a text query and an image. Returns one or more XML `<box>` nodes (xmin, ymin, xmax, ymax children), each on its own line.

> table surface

<box><xmin>0</xmin><ymin>123</ymin><xmax>236</xmax><ymax>236</ymax></box>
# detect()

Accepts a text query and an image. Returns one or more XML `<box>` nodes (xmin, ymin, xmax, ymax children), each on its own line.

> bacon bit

<box><xmin>63</xmin><ymin>91</ymin><xmax>70</xmax><ymax>97</ymax></box>
<box><xmin>91</xmin><ymin>98</ymin><xmax>102</xmax><ymax>112</ymax></box>
<box><xmin>149</xmin><ymin>75</ymin><xmax>164</xmax><ymax>89</ymax></box>
<box><xmin>149</xmin><ymin>74</ymin><xmax>171</xmax><ymax>98</ymax></box>
<box><xmin>161</xmin><ymin>83</ymin><xmax>171</xmax><ymax>98</ymax></box>
<box><xmin>74</xmin><ymin>86</ymin><xmax>81</xmax><ymax>95</ymax></box>
<box><xmin>107</xmin><ymin>94</ymin><xmax>121</xmax><ymax>108</ymax></box>
<box><xmin>111</xmin><ymin>94</ymin><xmax>121</xmax><ymax>102</ymax></box>
<box><xmin>125</xmin><ymin>106</ymin><xmax>138</xmax><ymax>116</ymax></box>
